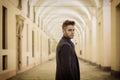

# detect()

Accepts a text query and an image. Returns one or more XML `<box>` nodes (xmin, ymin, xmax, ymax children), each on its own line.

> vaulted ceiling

<box><xmin>31</xmin><ymin>0</ymin><xmax>100</xmax><ymax>41</ymax></box>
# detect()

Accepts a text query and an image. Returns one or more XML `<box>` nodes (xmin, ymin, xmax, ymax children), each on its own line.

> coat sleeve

<box><xmin>60</xmin><ymin>44</ymin><xmax>73</xmax><ymax>80</ymax></box>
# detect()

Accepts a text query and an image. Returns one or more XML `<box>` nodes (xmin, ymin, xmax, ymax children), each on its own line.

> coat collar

<box><xmin>62</xmin><ymin>36</ymin><xmax>71</xmax><ymax>41</ymax></box>
<box><xmin>62</xmin><ymin>36</ymin><xmax>75</xmax><ymax>48</ymax></box>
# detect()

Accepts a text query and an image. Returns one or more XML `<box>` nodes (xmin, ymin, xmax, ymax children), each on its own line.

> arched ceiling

<box><xmin>30</xmin><ymin>0</ymin><xmax>99</xmax><ymax>41</ymax></box>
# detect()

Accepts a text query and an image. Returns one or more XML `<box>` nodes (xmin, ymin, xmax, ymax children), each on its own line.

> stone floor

<box><xmin>8</xmin><ymin>59</ymin><xmax>119</xmax><ymax>80</ymax></box>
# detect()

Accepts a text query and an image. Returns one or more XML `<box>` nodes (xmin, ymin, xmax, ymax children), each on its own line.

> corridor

<box><xmin>7</xmin><ymin>59</ymin><xmax>119</xmax><ymax>80</ymax></box>
<box><xmin>0</xmin><ymin>0</ymin><xmax>120</xmax><ymax>80</ymax></box>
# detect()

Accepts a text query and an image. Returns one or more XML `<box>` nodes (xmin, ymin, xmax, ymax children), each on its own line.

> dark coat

<box><xmin>55</xmin><ymin>36</ymin><xmax>80</xmax><ymax>80</ymax></box>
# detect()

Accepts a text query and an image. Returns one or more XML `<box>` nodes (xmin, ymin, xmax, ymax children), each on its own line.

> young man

<box><xmin>55</xmin><ymin>20</ymin><xmax>80</xmax><ymax>80</ymax></box>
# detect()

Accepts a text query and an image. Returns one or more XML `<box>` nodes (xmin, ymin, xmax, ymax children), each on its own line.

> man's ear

<box><xmin>62</xmin><ymin>29</ymin><xmax>65</xmax><ymax>34</ymax></box>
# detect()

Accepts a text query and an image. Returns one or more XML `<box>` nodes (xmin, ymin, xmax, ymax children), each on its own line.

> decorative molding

<box><xmin>110</xmin><ymin>0</ymin><xmax>113</xmax><ymax>3</ymax></box>
<box><xmin>16</xmin><ymin>15</ymin><xmax>25</xmax><ymax>72</ymax></box>
<box><xmin>78</xmin><ymin>57</ymin><xmax>111</xmax><ymax>72</ymax></box>
<box><xmin>16</xmin><ymin>15</ymin><xmax>25</xmax><ymax>36</ymax></box>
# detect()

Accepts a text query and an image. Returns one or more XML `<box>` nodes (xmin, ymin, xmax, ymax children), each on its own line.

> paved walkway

<box><xmin>8</xmin><ymin>59</ymin><xmax>119</xmax><ymax>80</ymax></box>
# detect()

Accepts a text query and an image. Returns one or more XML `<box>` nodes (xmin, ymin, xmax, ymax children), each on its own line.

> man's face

<box><xmin>63</xmin><ymin>25</ymin><xmax>75</xmax><ymax>39</ymax></box>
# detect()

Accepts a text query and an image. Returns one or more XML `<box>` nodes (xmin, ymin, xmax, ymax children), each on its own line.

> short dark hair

<box><xmin>62</xmin><ymin>20</ymin><xmax>75</xmax><ymax>29</ymax></box>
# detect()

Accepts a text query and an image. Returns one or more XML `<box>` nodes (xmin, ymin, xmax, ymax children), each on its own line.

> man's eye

<box><xmin>68</xmin><ymin>29</ymin><xmax>75</xmax><ymax>31</ymax></box>
<box><xmin>68</xmin><ymin>30</ymin><xmax>72</xmax><ymax>31</ymax></box>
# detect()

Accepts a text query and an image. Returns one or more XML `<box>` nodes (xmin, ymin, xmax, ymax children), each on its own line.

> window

<box><xmin>26</xmin><ymin>56</ymin><xmax>29</xmax><ymax>66</ymax></box>
<box><xmin>2</xmin><ymin>55</ymin><xmax>8</xmax><ymax>70</ymax></box>
<box><xmin>27</xmin><ymin>0</ymin><xmax>30</xmax><ymax>17</ymax></box>
<box><xmin>17</xmin><ymin>0</ymin><xmax>22</xmax><ymax>10</ymax></box>
<box><xmin>38</xmin><ymin>17</ymin><xmax>40</xmax><ymax>27</ymax></box>
<box><xmin>2</xmin><ymin>6</ymin><xmax>8</xmax><ymax>49</ymax></box>
<box><xmin>37</xmin><ymin>33</ymin><xmax>39</xmax><ymax>52</ymax></box>
<box><xmin>26</xmin><ymin>24</ymin><xmax>28</xmax><ymax>52</ymax></box>
<box><xmin>48</xmin><ymin>39</ymin><xmax>51</xmax><ymax>55</ymax></box>
<box><xmin>32</xmin><ymin>31</ymin><xmax>34</xmax><ymax>57</ymax></box>
<box><xmin>33</xmin><ymin>6</ymin><xmax>36</xmax><ymax>23</ymax></box>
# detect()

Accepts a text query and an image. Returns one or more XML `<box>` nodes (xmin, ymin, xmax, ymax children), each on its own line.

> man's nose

<box><xmin>72</xmin><ymin>30</ymin><xmax>74</xmax><ymax>33</ymax></box>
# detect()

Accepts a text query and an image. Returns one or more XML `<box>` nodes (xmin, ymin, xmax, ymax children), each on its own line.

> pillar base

<box><xmin>101</xmin><ymin>66</ymin><xmax>111</xmax><ymax>72</ymax></box>
<box><xmin>111</xmin><ymin>70</ymin><xmax>120</xmax><ymax>78</ymax></box>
